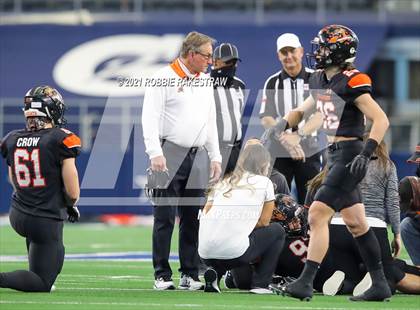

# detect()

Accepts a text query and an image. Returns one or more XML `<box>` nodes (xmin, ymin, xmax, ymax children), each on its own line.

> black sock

<box><xmin>355</xmin><ymin>229</ymin><xmax>385</xmax><ymax>283</ymax></box>
<box><xmin>298</xmin><ymin>260</ymin><xmax>320</xmax><ymax>285</ymax></box>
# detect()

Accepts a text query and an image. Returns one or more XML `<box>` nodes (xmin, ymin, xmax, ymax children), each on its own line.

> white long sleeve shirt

<box><xmin>142</xmin><ymin>58</ymin><xmax>221</xmax><ymax>162</ymax></box>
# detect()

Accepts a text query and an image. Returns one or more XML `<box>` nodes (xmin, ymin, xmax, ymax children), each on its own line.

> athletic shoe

<box><xmin>272</xmin><ymin>275</ymin><xmax>296</xmax><ymax>286</ymax></box>
<box><xmin>50</xmin><ymin>284</ymin><xmax>56</xmax><ymax>292</ymax></box>
<box><xmin>352</xmin><ymin>272</ymin><xmax>372</xmax><ymax>296</ymax></box>
<box><xmin>349</xmin><ymin>283</ymin><xmax>391</xmax><ymax>302</ymax></box>
<box><xmin>322</xmin><ymin>270</ymin><xmax>345</xmax><ymax>296</ymax></box>
<box><xmin>223</xmin><ymin>271</ymin><xmax>236</xmax><ymax>289</ymax></box>
<box><xmin>273</xmin><ymin>278</ymin><xmax>313</xmax><ymax>301</ymax></box>
<box><xmin>204</xmin><ymin>268</ymin><xmax>221</xmax><ymax>293</ymax></box>
<box><xmin>249</xmin><ymin>287</ymin><xmax>273</xmax><ymax>294</ymax></box>
<box><xmin>154</xmin><ymin>277</ymin><xmax>175</xmax><ymax>290</ymax></box>
<box><xmin>178</xmin><ymin>274</ymin><xmax>204</xmax><ymax>291</ymax></box>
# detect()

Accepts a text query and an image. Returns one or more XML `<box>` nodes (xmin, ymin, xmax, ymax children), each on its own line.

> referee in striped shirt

<box><xmin>211</xmin><ymin>43</ymin><xmax>245</xmax><ymax>175</ymax></box>
<box><xmin>259</xmin><ymin>33</ymin><xmax>322</xmax><ymax>204</ymax></box>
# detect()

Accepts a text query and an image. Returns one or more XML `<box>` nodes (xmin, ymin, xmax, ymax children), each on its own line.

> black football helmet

<box><xmin>24</xmin><ymin>85</ymin><xmax>66</xmax><ymax>128</ymax></box>
<box><xmin>307</xmin><ymin>24</ymin><xmax>358</xmax><ymax>69</ymax></box>
<box><xmin>271</xmin><ymin>194</ymin><xmax>308</xmax><ymax>238</ymax></box>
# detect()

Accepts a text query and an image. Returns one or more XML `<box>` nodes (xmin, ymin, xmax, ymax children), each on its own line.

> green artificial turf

<box><xmin>0</xmin><ymin>224</ymin><xmax>418</xmax><ymax>310</ymax></box>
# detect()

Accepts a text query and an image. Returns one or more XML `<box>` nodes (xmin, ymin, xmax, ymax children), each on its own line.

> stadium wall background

<box><xmin>0</xmin><ymin>23</ymin><xmax>418</xmax><ymax>214</ymax></box>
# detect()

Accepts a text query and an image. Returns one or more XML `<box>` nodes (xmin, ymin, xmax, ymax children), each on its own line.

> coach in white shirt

<box><xmin>142</xmin><ymin>31</ymin><xmax>222</xmax><ymax>291</ymax></box>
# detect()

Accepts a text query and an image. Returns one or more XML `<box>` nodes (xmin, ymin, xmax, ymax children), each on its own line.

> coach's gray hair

<box><xmin>180</xmin><ymin>31</ymin><xmax>215</xmax><ymax>58</ymax></box>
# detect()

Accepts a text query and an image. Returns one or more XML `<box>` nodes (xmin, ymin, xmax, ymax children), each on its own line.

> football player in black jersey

<box><xmin>266</xmin><ymin>25</ymin><xmax>391</xmax><ymax>301</ymax></box>
<box><xmin>0</xmin><ymin>85</ymin><xmax>81</xmax><ymax>292</ymax></box>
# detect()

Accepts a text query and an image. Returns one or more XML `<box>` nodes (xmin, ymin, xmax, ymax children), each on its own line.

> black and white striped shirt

<box><xmin>259</xmin><ymin>67</ymin><xmax>313</xmax><ymax>120</ymax></box>
<box><xmin>214</xmin><ymin>77</ymin><xmax>246</xmax><ymax>144</ymax></box>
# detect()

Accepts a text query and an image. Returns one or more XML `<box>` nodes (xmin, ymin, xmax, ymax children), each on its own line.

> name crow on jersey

<box><xmin>0</xmin><ymin>85</ymin><xmax>81</xmax><ymax>292</ymax></box>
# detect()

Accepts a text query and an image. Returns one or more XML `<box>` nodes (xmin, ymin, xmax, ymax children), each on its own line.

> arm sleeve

<box><xmin>265</xmin><ymin>178</ymin><xmax>275</xmax><ymax>202</ymax></box>
<box><xmin>1</xmin><ymin>131</ymin><xmax>14</xmax><ymax>165</ymax></box>
<box><xmin>304</xmin><ymin>188</ymin><xmax>316</xmax><ymax>208</ymax></box>
<box><xmin>59</xmin><ymin>132</ymin><xmax>82</xmax><ymax>161</ymax></box>
<box><xmin>239</xmin><ymin>81</ymin><xmax>246</xmax><ymax>114</ymax></box>
<box><xmin>59</xmin><ymin>132</ymin><xmax>81</xmax><ymax>160</ymax></box>
<box><xmin>270</xmin><ymin>170</ymin><xmax>290</xmax><ymax>195</ymax></box>
<box><xmin>142</xmin><ymin>80</ymin><xmax>166</xmax><ymax>160</ymax></box>
<box><xmin>384</xmin><ymin>163</ymin><xmax>401</xmax><ymax>234</ymax></box>
<box><xmin>259</xmin><ymin>76</ymin><xmax>278</xmax><ymax>119</ymax></box>
<box><xmin>204</xmin><ymin>90</ymin><xmax>222</xmax><ymax>163</ymax></box>
<box><xmin>0</xmin><ymin>138</ymin><xmax>7</xmax><ymax>160</ymax></box>
<box><xmin>346</xmin><ymin>73</ymin><xmax>372</xmax><ymax>103</ymax></box>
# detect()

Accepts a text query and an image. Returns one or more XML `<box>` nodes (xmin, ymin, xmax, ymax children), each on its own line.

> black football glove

<box><xmin>346</xmin><ymin>154</ymin><xmax>369</xmax><ymax>180</ymax></box>
<box><xmin>346</xmin><ymin>138</ymin><xmax>379</xmax><ymax>180</ymax></box>
<box><xmin>67</xmin><ymin>206</ymin><xmax>80</xmax><ymax>223</ymax></box>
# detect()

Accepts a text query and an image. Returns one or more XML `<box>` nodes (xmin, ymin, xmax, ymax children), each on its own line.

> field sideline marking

<box><xmin>0</xmin><ymin>251</ymin><xmax>177</xmax><ymax>262</ymax></box>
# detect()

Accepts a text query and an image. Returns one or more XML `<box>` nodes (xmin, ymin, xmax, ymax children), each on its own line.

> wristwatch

<box><xmin>297</xmin><ymin>128</ymin><xmax>306</xmax><ymax>139</ymax></box>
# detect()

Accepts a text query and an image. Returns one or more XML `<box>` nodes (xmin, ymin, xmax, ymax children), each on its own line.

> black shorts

<box><xmin>314</xmin><ymin>140</ymin><xmax>364</xmax><ymax>211</ymax></box>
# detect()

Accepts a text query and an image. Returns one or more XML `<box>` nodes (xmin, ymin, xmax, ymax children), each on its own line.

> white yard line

<box><xmin>0</xmin><ymin>300</ymin><xmax>394</xmax><ymax>310</ymax></box>
<box><xmin>0</xmin><ymin>251</ymin><xmax>178</xmax><ymax>262</ymax></box>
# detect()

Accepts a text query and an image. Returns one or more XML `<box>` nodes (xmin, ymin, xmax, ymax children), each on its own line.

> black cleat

<box><xmin>349</xmin><ymin>283</ymin><xmax>392</xmax><ymax>302</ymax></box>
<box><xmin>204</xmin><ymin>268</ymin><xmax>221</xmax><ymax>293</ymax></box>
<box><xmin>223</xmin><ymin>271</ymin><xmax>236</xmax><ymax>289</ymax></box>
<box><xmin>271</xmin><ymin>279</ymin><xmax>313</xmax><ymax>301</ymax></box>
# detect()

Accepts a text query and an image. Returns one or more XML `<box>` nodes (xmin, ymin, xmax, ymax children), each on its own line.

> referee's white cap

<box><xmin>277</xmin><ymin>33</ymin><xmax>302</xmax><ymax>51</ymax></box>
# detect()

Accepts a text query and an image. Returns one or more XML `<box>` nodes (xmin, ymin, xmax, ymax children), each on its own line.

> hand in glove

<box><xmin>346</xmin><ymin>138</ymin><xmax>378</xmax><ymax>180</ymax></box>
<box><xmin>67</xmin><ymin>206</ymin><xmax>80</xmax><ymax>223</ymax></box>
<box><xmin>346</xmin><ymin>154</ymin><xmax>369</xmax><ymax>180</ymax></box>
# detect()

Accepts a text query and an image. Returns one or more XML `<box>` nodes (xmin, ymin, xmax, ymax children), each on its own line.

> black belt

<box><xmin>220</xmin><ymin>140</ymin><xmax>241</xmax><ymax>148</ymax></box>
<box><xmin>161</xmin><ymin>139</ymin><xmax>203</xmax><ymax>154</ymax></box>
<box><xmin>327</xmin><ymin>138</ymin><xmax>361</xmax><ymax>152</ymax></box>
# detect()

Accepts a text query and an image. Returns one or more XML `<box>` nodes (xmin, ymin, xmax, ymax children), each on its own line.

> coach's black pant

<box><xmin>0</xmin><ymin>207</ymin><xmax>65</xmax><ymax>292</ymax></box>
<box><xmin>153</xmin><ymin>140</ymin><xmax>209</xmax><ymax>280</ymax></box>
<box><xmin>274</xmin><ymin>152</ymin><xmax>321</xmax><ymax>204</ymax></box>
<box><xmin>219</xmin><ymin>140</ymin><xmax>241</xmax><ymax>176</ymax></box>
<box><xmin>202</xmin><ymin>223</ymin><xmax>285</xmax><ymax>288</ymax></box>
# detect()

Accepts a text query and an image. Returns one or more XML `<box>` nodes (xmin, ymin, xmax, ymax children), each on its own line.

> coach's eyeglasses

<box><xmin>194</xmin><ymin>51</ymin><xmax>213</xmax><ymax>61</ymax></box>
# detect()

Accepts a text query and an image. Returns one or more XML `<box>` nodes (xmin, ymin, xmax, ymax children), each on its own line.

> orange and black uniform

<box><xmin>310</xmin><ymin>69</ymin><xmax>372</xmax><ymax>211</ymax></box>
<box><xmin>0</xmin><ymin>127</ymin><xmax>80</xmax><ymax>292</ymax></box>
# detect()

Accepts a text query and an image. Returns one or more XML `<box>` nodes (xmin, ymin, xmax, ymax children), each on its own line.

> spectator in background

<box><xmin>399</xmin><ymin>176</ymin><xmax>420</xmax><ymax>267</ymax></box>
<box><xmin>407</xmin><ymin>142</ymin><xmax>420</xmax><ymax>177</ymax></box>
<box><xmin>211</xmin><ymin>43</ymin><xmax>245</xmax><ymax>176</ymax></box>
<box><xmin>359</xmin><ymin>137</ymin><xmax>401</xmax><ymax>258</ymax></box>
<box><xmin>348</xmin><ymin>138</ymin><xmax>402</xmax><ymax>295</ymax></box>
<box><xmin>259</xmin><ymin>33</ymin><xmax>322</xmax><ymax>204</ymax></box>
<box><xmin>199</xmin><ymin>143</ymin><xmax>285</xmax><ymax>294</ymax></box>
